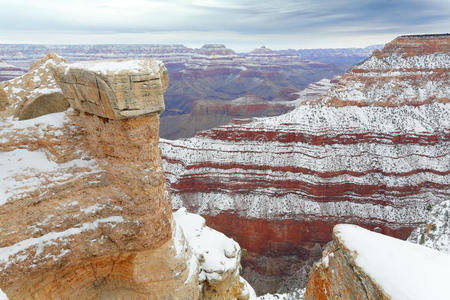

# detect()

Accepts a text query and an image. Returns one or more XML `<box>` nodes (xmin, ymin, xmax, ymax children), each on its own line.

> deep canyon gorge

<box><xmin>0</xmin><ymin>33</ymin><xmax>448</xmax><ymax>299</ymax></box>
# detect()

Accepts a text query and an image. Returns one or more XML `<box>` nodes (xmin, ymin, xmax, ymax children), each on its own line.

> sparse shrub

<box><xmin>241</xmin><ymin>248</ymin><xmax>248</xmax><ymax>259</ymax></box>
<box><xmin>419</xmin><ymin>234</ymin><xmax>425</xmax><ymax>245</ymax></box>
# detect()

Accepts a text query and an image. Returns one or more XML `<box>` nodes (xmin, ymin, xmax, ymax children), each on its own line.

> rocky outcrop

<box><xmin>53</xmin><ymin>60</ymin><xmax>167</xmax><ymax>120</ymax></box>
<box><xmin>160</xmin><ymin>34</ymin><xmax>450</xmax><ymax>293</ymax></box>
<box><xmin>0</xmin><ymin>53</ymin><xmax>68</xmax><ymax>120</ymax></box>
<box><xmin>305</xmin><ymin>224</ymin><xmax>450</xmax><ymax>300</ymax></box>
<box><xmin>0</xmin><ymin>58</ymin><xmax>252</xmax><ymax>299</ymax></box>
<box><xmin>174</xmin><ymin>208</ymin><xmax>256</xmax><ymax>300</ymax></box>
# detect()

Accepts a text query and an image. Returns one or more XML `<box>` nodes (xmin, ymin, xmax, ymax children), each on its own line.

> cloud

<box><xmin>0</xmin><ymin>0</ymin><xmax>448</xmax><ymax>49</ymax></box>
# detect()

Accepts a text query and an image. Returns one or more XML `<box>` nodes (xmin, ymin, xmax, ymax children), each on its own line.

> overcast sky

<box><xmin>0</xmin><ymin>0</ymin><xmax>448</xmax><ymax>51</ymax></box>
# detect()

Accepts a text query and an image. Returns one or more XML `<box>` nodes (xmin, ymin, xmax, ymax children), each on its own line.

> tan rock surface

<box><xmin>53</xmin><ymin>59</ymin><xmax>167</xmax><ymax>120</ymax></box>
<box><xmin>304</xmin><ymin>229</ymin><xmax>388</xmax><ymax>300</ymax></box>
<box><xmin>0</xmin><ymin>59</ymin><xmax>199</xmax><ymax>299</ymax></box>
<box><xmin>0</xmin><ymin>53</ymin><xmax>68</xmax><ymax>120</ymax></box>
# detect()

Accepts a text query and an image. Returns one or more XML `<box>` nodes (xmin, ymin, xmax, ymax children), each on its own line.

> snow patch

<box><xmin>336</xmin><ymin>224</ymin><xmax>450</xmax><ymax>300</ymax></box>
<box><xmin>65</xmin><ymin>59</ymin><xmax>163</xmax><ymax>76</ymax></box>
<box><xmin>0</xmin><ymin>216</ymin><xmax>124</xmax><ymax>271</ymax></box>
<box><xmin>173</xmin><ymin>207</ymin><xmax>241</xmax><ymax>282</ymax></box>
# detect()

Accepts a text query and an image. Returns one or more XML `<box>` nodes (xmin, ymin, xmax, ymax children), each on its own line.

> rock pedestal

<box><xmin>0</xmin><ymin>59</ymin><xmax>198</xmax><ymax>299</ymax></box>
<box><xmin>53</xmin><ymin>59</ymin><xmax>168</xmax><ymax>120</ymax></box>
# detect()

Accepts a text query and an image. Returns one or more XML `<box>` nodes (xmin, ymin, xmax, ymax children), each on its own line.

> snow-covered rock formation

<box><xmin>0</xmin><ymin>58</ymin><xmax>253</xmax><ymax>299</ymax></box>
<box><xmin>174</xmin><ymin>208</ymin><xmax>256</xmax><ymax>299</ymax></box>
<box><xmin>160</xmin><ymin>78</ymin><xmax>337</xmax><ymax>139</ymax></box>
<box><xmin>305</xmin><ymin>224</ymin><xmax>450</xmax><ymax>300</ymax></box>
<box><xmin>160</xmin><ymin>34</ymin><xmax>450</xmax><ymax>293</ymax></box>
<box><xmin>0</xmin><ymin>53</ymin><xmax>67</xmax><ymax>120</ymax></box>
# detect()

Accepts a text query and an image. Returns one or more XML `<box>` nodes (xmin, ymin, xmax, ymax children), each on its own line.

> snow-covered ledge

<box><xmin>306</xmin><ymin>224</ymin><xmax>450</xmax><ymax>300</ymax></box>
<box><xmin>173</xmin><ymin>207</ymin><xmax>256</xmax><ymax>299</ymax></box>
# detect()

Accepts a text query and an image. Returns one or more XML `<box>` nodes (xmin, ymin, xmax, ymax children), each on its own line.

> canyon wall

<box><xmin>160</xmin><ymin>78</ymin><xmax>335</xmax><ymax>139</ymax></box>
<box><xmin>0</xmin><ymin>58</ymin><xmax>253</xmax><ymax>299</ymax></box>
<box><xmin>160</xmin><ymin>34</ymin><xmax>450</xmax><ymax>293</ymax></box>
<box><xmin>321</xmin><ymin>34</ymin><xmax>449</xmax><ymax>107</ymax></box>
<box><xmin>0</xmin><ymin>44</ymin><xmax>342</xmax><ymax>115</ymax></box>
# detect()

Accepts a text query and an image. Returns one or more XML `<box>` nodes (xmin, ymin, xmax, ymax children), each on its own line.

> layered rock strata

<box><xmin>321</xmin><ymin>34</ymin><xmax>449</xmax><ymax>106</ymax></box>
<box><xmin>0</xmin><ymin>58</ymin><xmax>251</xmax><ymax>299</ymax></box>
<box><xmin>160</xmin><ymin>34</ymin><xmax>450</xmax><ymax>293</ymax></box>
<box><xmin>0</xmin><ymin>60</ymin><xmax>24</xmax><ymax>82</ymax></box>
<box><xmin>305</xmin><ymin>224</ymin><xmax>450</xmax><ymax>299</ymax></box>
<box><xmin>0</xmin><ymin>44</ymin><xmax>342</xmax><ymax>117</ymax></box>
<box><xmin>166</xmin><ymin>44</ymin><xmax>340</xmax><ymax>115</ymax></box>
<box><xmin>160</xmin><ymin>78</ymin><xmax>336</xmax><ymax>139</ymax></box>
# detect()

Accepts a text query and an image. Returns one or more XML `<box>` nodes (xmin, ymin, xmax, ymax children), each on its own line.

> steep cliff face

<box><xmin>160</xmin><ymin>78</ymin><xmax>335</xmax><ymax>139</ymax></box>
<box><xmin>305</xmin><ymin>224</ymin><xmax>450</xmax><ymax>300</ymax></box>
<box><xmin>0</xmin><ymin>58</ymin><xmax>252</xmax><ymax>299</ymax></box>
<box><xmin>166</xmin><ymin>45</ymin><xmax>340</xmax><ymax>115</ymax></box>
<box><xmin>321</xmin><ymin>34</ymin><xmax>449</xmax><ymax>107</ymax></box>
<box><xmin>160</xmin><ymin>34</ymin><xmax>450</xmax><ymax>293</ymax></box>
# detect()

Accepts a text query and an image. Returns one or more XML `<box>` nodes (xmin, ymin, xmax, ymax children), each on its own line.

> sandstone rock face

<box><xmin>0</xmin><ymin>58</ymin><xmax>253</xmax><ymax>299</ymax></box>
<box><xmin>53</xmin><ymin>59</ymin><xmax>167</xmax><ymax>120</ymax></box>
<box><xmin>160</xmin><ymin>35</ymin><xmax>450</xmax><ymax>293</ymax></box>
<box><xmin>305</xmin><ymin>224</ymin><xmax>450</xmax><ymax>300</ymax></box>
<box><xmin>0</xmin><ymin>53</ymin><xmax>68</xmax><ymax>120</ymax></box>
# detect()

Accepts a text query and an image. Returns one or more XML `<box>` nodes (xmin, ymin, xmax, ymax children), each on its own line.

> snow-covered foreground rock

<box><xmin>0</xmin><ymin>53</ymin><xmax>68</xmax><ymax>120</ymax></box>
<box><xmin>174</xmin><ymin>208</ymin><xmax>256</xmax><ymax>299</ymax></box>
<box><xmin>258</xmin><ymin>288</ymin><xmax>305</xmax><ymax>300</ymax></box>
<box><xmin>305</xmin><ymin>224</ymin><xmax>450</xmax><ymax>300</ymax></box>
<box><xmin>0</xmin><ymin>58</ymin><xmax>254</xmax><ymax>299</ymax></box>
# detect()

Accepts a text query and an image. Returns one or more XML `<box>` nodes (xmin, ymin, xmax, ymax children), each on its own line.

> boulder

<box><xmin>305</xmin><ymin>224</ymin><xmax>450</xmax><ymax>300</ymax></box>
<box><xmin>0</xmin><ymin>53</ymin><xmax>68</xmax><ymax>120</ymax></box>
<box><xmin>52</xmin><ymin>59</ymin><xmax>168</xmax><ymax>120</ymax></box>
